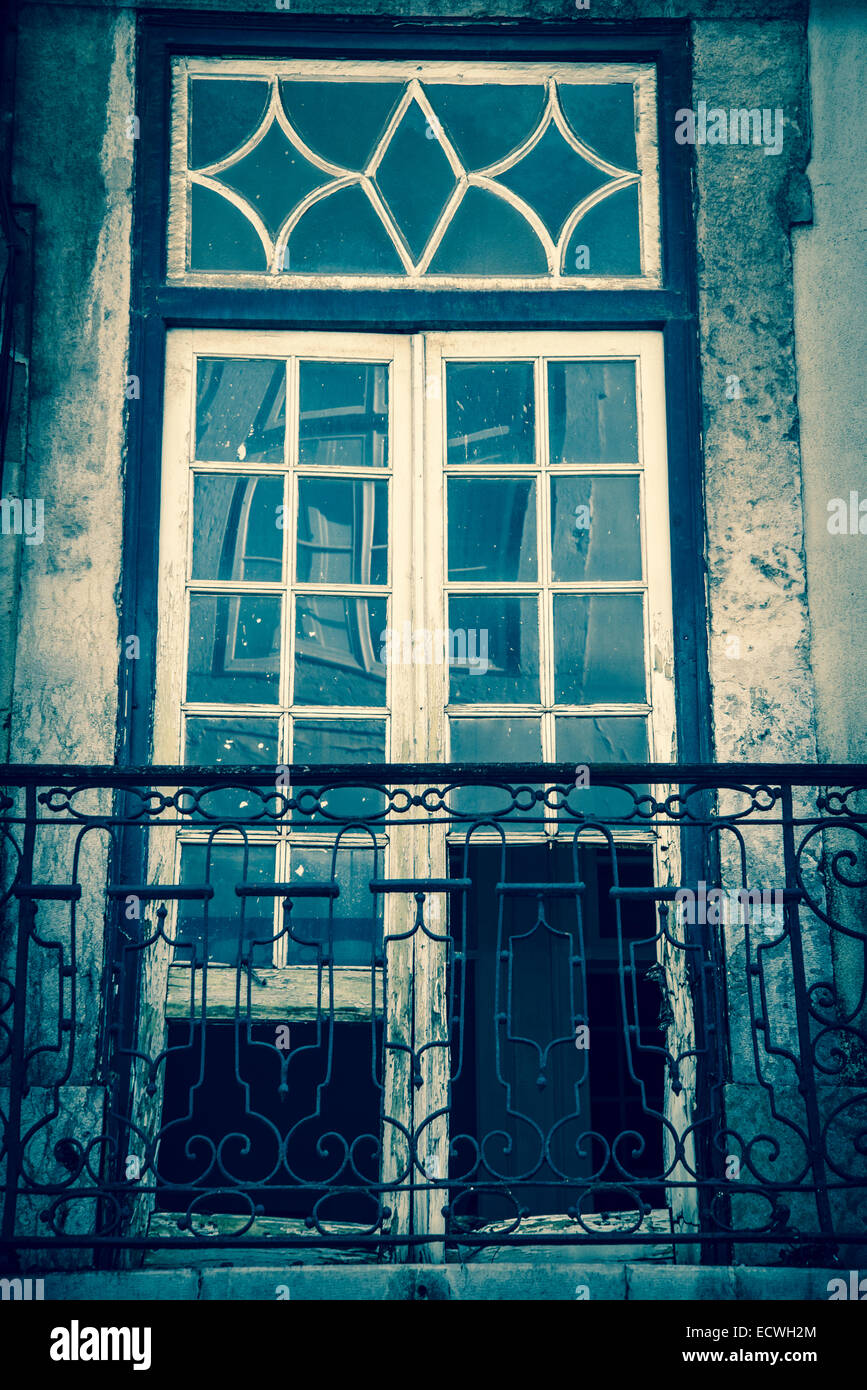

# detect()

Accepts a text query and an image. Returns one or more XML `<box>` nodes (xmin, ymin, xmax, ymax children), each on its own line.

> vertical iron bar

<box><xmin>779</xmin><ymin>782</ymin><xmax>835</xmax><ymax>1243</ymax></box>
<box><xmin>1</xmin><ymin>781</ymin><xmax>36</xmax><ymax>1259</ymax></box>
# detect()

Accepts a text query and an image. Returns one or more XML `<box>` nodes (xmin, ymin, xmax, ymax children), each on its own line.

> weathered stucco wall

<box><xmin>793</xmin><ymin>0</ymin><xmax>867</xmax><ymax>766</ymax></box>
<box><xmin>8</xmin><ymin>4</ymin><xmax>133</xmax><ymax>764</ymax></box>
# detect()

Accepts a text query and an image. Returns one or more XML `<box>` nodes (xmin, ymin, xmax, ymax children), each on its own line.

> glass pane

<box><xmin>448</xmin><ymin>594</ymin><xmax>539</xmax><ymax>704</ymax></box>
<box><xmin>195</xmin><ymin>358</ymin><xmax>286</xmax><ymax>463</ymax></box>
<box><xmin>556</xmin><ymin>714</ymin><xmax>649</xmax><ymax>820</ymax></box>
<box><xmin>298</xmin><ymin>361</ymin><xmax>388</xmax><ymax>468</ymax></box>
<box><xmin>187</xmin><ymin>593</ymin><xmax>281</xmax><ymax>704</ymax></box>
<box><xmin>192</xmin><ymin>474</ymin><xmax>283</xmax><ymax>582</ymax></box>
<box><xmin>184</xmin><ymin>716</ymin><xmax>280</xmax><ymax>820</ymax></box>
<box><xmin>550</xmin><ymin>475</ymin><xmax>641</xmax><ymax>581</ymax></box>
<box><xmin>562</xmin><ymin>184</ymin><xmax>641</xmax><ymax>278</ymax></box>
<box><xmin>547</xmin><ymin>361</ymin><xmax>638</xmax><ymax>464</ymax></box>
<box><xmin>447</xmin><ymin>478</ymin><xmax>536</xmax><ymax>582</ymax></box>
<box><xmin>425</xmin><ymin>85</ymin><xmax>546</xmax><ymax>172</ymax></box>
<box><xmin>553</xmin><ymin>594</ymin><xmax>645</xmax><ymax>704</ymax></box>
<box><xmin>294</xmin><ymin>596</ymin><xmax>387</xmax><ymax>706</ymax></box>
<box><xmin>296</xmin><ymin>478</ymin><xmax>388</xmax><ymax>585</ymax></box>
<box><xmin>189</xmin><ymin>184</ymin><xmax>269</xmax><ymax>273</ymax></box>
<box><xmin>176</xmin><ymin>842</ymin><xmax>276</xmax><ymax>967</ymax></box>
<box><xmin>189</xmin><ymin>78</ymin><xmax>271</xmax><ymax>170</ymax></box>
<box><xmin>495</xmin><ymin>121</ymin><xmax>611</xmax><ymax>242</ymax></box>
<box><xmin>288</xmin><ymin>184</ymin><xmax>406</xmax><ymax>275</ymax></box>
<box><xmin>450</xmin><ymin>716</ymin><xmax>541</xmax><ymax>761</ymax></box>
<box><xmin>428</xmin><ymin>186</ymin><xmax>549</xmax><ymax>277</ymax></box>
<box><xmin>449</xmin><ymin>716</ymin><xmax>542</xmax><ymax>821</ymax></box>
<box><xmin>291</xmin><ymin>718</ymin><xmax>387</xmax><ymax>826</ymax></box>
<box><xmin>374</xmin><ymin>99</ymin><xmax>457</xmax><ymax>262</ymax></box>
<box><xmin>285</xmin><ymin>845</ymin><xmax>382</xmax><ymax>967</ymax></box>
<box><xmin>279</xmin><ymin>80</ymin><xmax>406</xmax><ymax>171</ymax></box>
<box><xmin>217</xmin><ymin>120</ymin><xmax>331</xmax><ymax>238</ymax></box>
<box><xmin>558</xmin><ymin>84</ymin><xmax>638</xmax><ymax>173</ymax></box>
<box><xmin>446</xmin><ymin>361</ymin><xmax>535</xmax><ymax>466</ymax></box>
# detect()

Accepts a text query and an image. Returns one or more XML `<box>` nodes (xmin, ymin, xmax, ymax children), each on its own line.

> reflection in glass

<box><xmin>449</xmin><ymin>717</ymin><xmax>542</xmax><ymax>820</ymax></box>
<box><xmin>298</xmin><ymin>361</ymin><xmax>388</xmax><ymax>468</ymax></box>
<box><xmin>195</xmin><ymin>358</ymin><xmax>286</xmax><ymax>463</ymax></box>
<box><xmin>553</xmin><ymin>594</ymin><xmax>645</xmax><ymax>704</ymax></box>
<box><xmin>448</xmin><ymin>594</ymin><xmax>539</xmax><ymax>704</ymax></box>
<box><xmin>187</xmin><ymin>593</ymin><xmax>281</xmax><ymax>704</ymax></box>
<box><xmin>449</xmin><ymin>716</ymin><xmax>541</xmax><ymax>762</ymax></box>
<box><xmin>446</xmin><ymin>361</ymin><xmax>535</xmax><ymax>466</ymax></box>
<box><xmin>285</xmin><ymin>845</ymin><xmax>382</xmax><ymax>967</ymax></box>
<box><xmin>547</xmin><ymin>361</ymin><xmax>638</xmax><ymax>464</ymax></box>
<box><xmin>184</xmin><ymin>716</ymin><xmax>280</xmax><ymax>819</ymax></box>
<box><xmin>192</xmin><ymin>474</ymin><xmax>283</xmax><ymax>582</ymax></box>
<box><xmin>447</xmin><ymin>478</ymin><xmax>536</xmax><ymax>582</ymax></box>
<box><xmin>296</xmin><ymin>478</ymin><xmax>388</xmax><ymax>585</ymax></box>
<box><xmin>294</xmin><ymin>596</ymin><xmax>387</xmax><ymax>706</ymax></box>
<box><xmin>550</xmin><ymin>475</ymin><xmax>641</xmax><ymax>582</ymax></box>
<box><xmin>291</xmin><ymin>718</ymin><xmax>387</xmax><ymax>825</ymax></box>
<box><xmin>176</xmin><ymin>842</ymin><xmax>276</xmax><ymax>967</ymax></box>
<box><xmin>556</xmin><ymin>714</ymin><xmax>649</xmax><ymax>820</ymax></box>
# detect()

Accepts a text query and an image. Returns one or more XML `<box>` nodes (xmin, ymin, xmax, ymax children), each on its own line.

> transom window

<box><xmin>169</xmin><ymin>60</ymin><xmax>661</xmax><ymax>288</ymax></box>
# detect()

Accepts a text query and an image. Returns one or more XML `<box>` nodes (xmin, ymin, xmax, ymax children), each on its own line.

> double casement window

<box><xmin>130</xmin><ymin>36</ymin><xmax>700</xmax><ymax>1242</ymax></box>
<box><xmin>156</xmin><ymin>329</ymin><xmax>673</xmax><ymax>785</ymax></box>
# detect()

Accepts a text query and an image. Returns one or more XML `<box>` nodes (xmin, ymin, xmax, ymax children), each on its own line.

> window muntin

<box><xmin>169</xmin><ymin>60</ymin><xmax>661</xmax><ymax>289</ymax></box>
<box><xmin>419</xmin><ymin>333</ymin><xmax>672</xmax><ymax>790</ymax></box>
<box><xmin>156</xmin><ymin>329</ymin><xmax>673</xmax><ymax>975</ymax></box>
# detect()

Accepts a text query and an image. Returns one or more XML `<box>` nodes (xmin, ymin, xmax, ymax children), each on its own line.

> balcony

<box><xmin>1</xmin><ymin>762</ymin><xmax>866</xmax><ymax>1272</ymax></box>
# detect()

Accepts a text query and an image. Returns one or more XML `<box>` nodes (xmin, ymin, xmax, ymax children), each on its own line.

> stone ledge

<box><xmin>34</xmin><ymin>1263</ymin><xmax>842</xmax><ymax>1301</ymax></box>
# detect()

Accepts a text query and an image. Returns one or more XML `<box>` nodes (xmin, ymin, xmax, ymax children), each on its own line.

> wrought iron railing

<box><xmin>1</xmin><ymin>763</ymin><xmax>866</xmax><ymax>1266</ymax></box>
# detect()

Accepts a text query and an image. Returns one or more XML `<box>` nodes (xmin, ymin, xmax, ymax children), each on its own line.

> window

<box><xmin>128</xmin><ymin>28</ymin><xmax>703</xmax><ymax>1247</ymax></box>
<box><xmin>169</xmin><ymin>59</ymin><xmax>661</xmax><ymax>289</ymax></box>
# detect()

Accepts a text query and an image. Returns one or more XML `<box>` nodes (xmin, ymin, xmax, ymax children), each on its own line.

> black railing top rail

<box><xmin>1</xmin><ymin>762</ymin><xmax>866</xmax><ymax>787</ymax></box>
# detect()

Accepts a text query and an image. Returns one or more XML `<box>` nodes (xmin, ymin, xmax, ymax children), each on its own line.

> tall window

<box><xmin>132</xmin><ymin>39</ymin><xmax>697</xmax><ymax>1243</ymax></box>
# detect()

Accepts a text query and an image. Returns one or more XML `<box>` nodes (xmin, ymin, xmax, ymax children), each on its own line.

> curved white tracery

<box><xmin>556</xmin><ymin>173</ymin><xmax>641</xmax><ymax>275</ymax></box>
<box><xmin>183</xmin><ymin>69</ymin><xmax>651</xmax><ymax>283</ymax></box>
<box><xmin>188</xmin><ymin>172</ymin><xmax>274</xmax><ymax>269</ymax></box>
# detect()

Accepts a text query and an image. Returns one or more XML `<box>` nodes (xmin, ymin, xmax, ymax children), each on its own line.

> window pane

<box><xmin>216</xmin><ymin>119</ymin><xmax>331</xmax><ymax>239</ymax></box>
<box><xmin>195</xmin><ymin>358</ymin><xmax>286</xmax><ymax>463</ymax></box>
<box><xmin>285</xmin><ymin>845</ymin><xmax>382</xmax><ymax>967</ymax></box>
<box><xmin>296</xmin><ymin>478</ymin><xmax>388</xmax><ymax>585</ymax></box>
<box><xmin>553</xmin><ymin>594</ymin><xmax>645</xmax><ymax>704</ymax></box>
<box><xmin>176</xmin><ymin>842</ymin><xmax>276</xmax><ymax>967</ymax></box>
<box><xmin>562</xmin><ymin>184</ymin><xmax>641</xmax><ymax>278</ymax></box>
<box><xmin>184</xmin><ymin>716</ymin><xmax>280</xmax><ymax>819</ymax></box>
<box><xmin>294</xmin><ymin>596</ymin><xmax>387</xmax><ymax>706</ymax></box>
<box><xmin>547</xmin><ymin>361</ymin><xmax>638</xmax><ymax>464</ymax></box>
<box><xmin>374</xmin><ymin>98</ymin><xmax>457</xmax><ymax>262</ymax></box>
<box><xmin>448</xmin><ymin>594</ymin><xmax>539</xmax><ymax>704</ymax></box>
<box><xmin>447</xmin><ymin>477</ymin><xmax>536</xmax><ymax>582</ymax></box>
<box><xmin>449</xmin><ymin>716</ymin><xmax>541</xmax><ymax>761</ymax></box>
<box><xmin>291</xmin><ymin>718</ymin><xmax>387</xmax><ymax>825</ymax></box>
<box><xmin>192</xmin><ymin>474</ymin><xmax>283</xmax><ymax>582</ymax></box>
<box><xmin>556</xmin><ymin>714</ymin><xmax>649</xmax><ymax>820</ymax></box>
<box><xmin>556</xmin><ymin>714</ymin><xmax>647</xmax><ymax>762</ymax></box>
<box><xmin>448</xmin><ymin>716</ymin><xmax>542</xmax><ymax>820</ymax></box>
<box><xmin>189</xmin><ymin>184</ymin><xmax>269</xmax><ymax>273</ymax></box>
<box><xmin>298</xmin><ymin>361</ymin><xmax>388</xmax><ymax>468</ymax></box>
<box><xmin>187</xmin><ymin>593</ymin><xmax>281</xmax><ymax>704</ymax></box>
<box><xmin>495</xmin><ymin>121</ymin><xmax>611</xmax><ymax>242</ymax></box>
<box><xmin>445</xmin><ymin>362</ymin><xmax>535</xmax><ymax>466</ymax></box>
<box><xmin>550</xmin><ymin>475</ymin><xmax>641</xmax><ymax>581</ymax></box>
